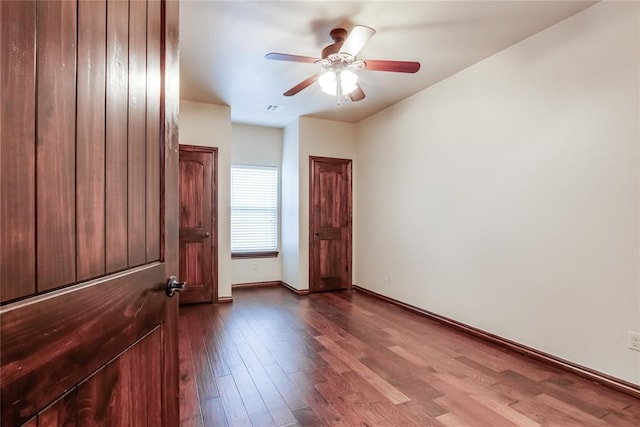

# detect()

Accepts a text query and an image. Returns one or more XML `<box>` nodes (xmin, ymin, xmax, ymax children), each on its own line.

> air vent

<box><xmin>264</xmin><ymin>104</ymin><xmax>284</xmax><ymax>112</ymax></box>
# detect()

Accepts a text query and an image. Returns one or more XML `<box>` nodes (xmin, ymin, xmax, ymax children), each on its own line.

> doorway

<box><xmin>179</xmin><ymin>145</ymin><xmax>218</xmax><ymax>304</ymax></box>
<box><xmin>309</xmin><ymin>156</ymin><xmax>353</xmax><ymax>292</ymax></box>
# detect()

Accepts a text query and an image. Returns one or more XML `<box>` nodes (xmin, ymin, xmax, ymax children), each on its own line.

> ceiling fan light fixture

<box><xmin>318</xmin><ymin>70</ymin><xmax>358</xmax><ymax>96</ymax></box>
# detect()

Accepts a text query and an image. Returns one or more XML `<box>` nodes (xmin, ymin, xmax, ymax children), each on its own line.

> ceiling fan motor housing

<box><xmin>322</xmin><ymin>28</ymin><xmax>348</xmax><ymax>59</ymax></box>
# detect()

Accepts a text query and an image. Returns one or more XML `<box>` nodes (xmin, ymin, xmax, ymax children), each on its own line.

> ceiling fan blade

<box><xmin>265</xmin><ymin>53</ymin><xmax>320</xmax><ymax>64</ymax></box>
<box><xmin>340</xmin><ymin>25</ymin><xmax>376</xmax><ymax>57</ymax></box>
<box><xmin>283</xmin><ymin>74</ymin><xmax>318</xmax><ymax>96</ymax></box>
<box><xmin>349</xmin><ymin>84</ymin><xmax>366</xmax><ymax>102</ymax></box>
<box><xmin>364</xmin><ymin>59</ymin><xmax>421</xmax><ymax>73</ymax></box>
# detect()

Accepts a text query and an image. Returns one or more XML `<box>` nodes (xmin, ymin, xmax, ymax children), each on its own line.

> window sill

<box><xmin>232</xmin><ymin>251</ymin><xmax>279</xmax><ymax>259</ymax></box>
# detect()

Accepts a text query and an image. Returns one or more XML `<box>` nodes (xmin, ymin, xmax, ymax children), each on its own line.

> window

<box><xmin>230</xmin><ymin>165</ymin><xmax>278</xmax><ymax>257</ymax></box>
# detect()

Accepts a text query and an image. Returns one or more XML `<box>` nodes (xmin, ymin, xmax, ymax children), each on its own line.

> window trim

<box><xmin>231</xmin><ymin>251</ymin><xmax>279</xmax><ymax>259</ymax></box>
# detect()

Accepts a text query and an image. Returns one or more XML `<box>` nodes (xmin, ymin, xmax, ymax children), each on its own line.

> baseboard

<box><xmin>232</xmin><ymin>281</ymin><xmax>280</xmax><ymax>289</ymax></box>
<box><xmin>353</xmin><ymin>284</ymin><xmax>640</xmax><ymax>400</ymax></box>
<box><xmin>280</xmin><ymin>281</ymin><xmax>310</xmax><ymax>296</ymax></box>
<box><xmin>217</xmin><ymin>296</ymin><xmax>233</xmax><ymax>304</ymax></box>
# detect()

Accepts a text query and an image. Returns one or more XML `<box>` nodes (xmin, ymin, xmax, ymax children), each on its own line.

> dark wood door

<box><xmin>179</xmin><ymin>146</ymin><xmax>217</xmax><ymax>304</ymax></box>
<box><xmin>309</xmin><ymin>156</ymin><xmax>353</xmax><ymax>292</ymax></box>
<box><xmin>0</xmin><ymin>1</ymin><xmax>180</xmax><ymax>425</ymax></box>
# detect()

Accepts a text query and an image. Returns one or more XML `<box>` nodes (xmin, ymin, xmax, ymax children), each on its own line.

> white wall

<box><xmin>281</xmin><ymin>120</ymin><xmax>300</xmax><ymax>288</ymax></box>
<box><xmin>355</xmin><ymin>1</ymin><xmax>640</xmax><ymax>384</ymax></box>
<box><xmin>230</xmin><ymin>124</ymin><xmax>283</xmax><ymax>284</ymax></box>
<box><xmin>281</xmin><ymin>117</ymin><xmax>357</xmax><ymax>290</ymax></box>
<box><xmin>179</xmin><ymin>100</ymin><xmax>233</xmax><ymax>300</ymax></box>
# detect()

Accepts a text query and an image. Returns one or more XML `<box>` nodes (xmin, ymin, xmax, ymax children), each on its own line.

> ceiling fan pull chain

<box><xmin>336</xmin><ymin>70</ymin><xmax>343</xmax><ymax>106</ymax></box>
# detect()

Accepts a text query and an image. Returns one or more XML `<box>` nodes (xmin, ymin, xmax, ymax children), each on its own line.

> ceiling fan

<box><xmin>265</xmin><ymin>25</ymin><xmax>421</xmax><ymax>104</ymax></box>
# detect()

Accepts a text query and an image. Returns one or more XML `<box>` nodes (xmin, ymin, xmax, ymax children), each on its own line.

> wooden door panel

<box><xmin>180</xmin><ymin>242</ymin><xmax>203</xmax><ymax>286</ymax></box>
<box><xmin>145</xmin><ymin>0</ymin><xmax>162</xmax><ymax>263</ymax></box>
<box><xmin>317</xmin><ymin>276</ymin><xmax>343</xmax><ymax>292</ymax></box>
<box><xmin>76</xmin><ymin>328</ymin><xmax>162</xmax><ymax>426</ymax></box>
<box><xmin>1</xmin><ymin>0</ymin><xmax>163</xmax><ymax>299</ymax></box>
<box><xmin>127</xmin><ymin>0</ymin><xmax>148</xmax><ymax>268</ymax></box>
<box><xmin>180</xmin><ymin>159</ymin><xmax>206</xmax><ymax>229</ymax></box>
<box><xmin>319</xmin><ymin>170</ymin><xmax>345</xmax><ymax>227</ymax></box>
<box><xmin>318</xmin><ymin>228</ymin><xmax>342</xmax><ymax>240</ymax></box>
<box><xmin>310</xmin><ymin>157</ymin><xmax>352</xmax><ymax>293</ymax></box>
<box><xmin>105</xmin><ymin>0</ymin><xmax>130</xmax><ymax>274</ymax></box>
<box><xmin>317</xmin><ymin>236</ymin><xmax>347</xmax><ymax>292</ymax></box>
<box><xmin>179</xmin><ymin>147</ymin><xmax>217</xmax><ymax>304</ymax></box>
<box><xmin>1</xmin><ymin>264</ymin><xmax>166</xmax><ymax>425</ymax></box>
<box><xmin>76</xmin><ymin>368</ymin><xmax>109</xmax><ymax>424</ymax></box>
<box><xmin>0</xmin><ymin>0</ymin><xmax>37</xmax><ymax>301</ymax></box>
<box><xmin>23</xmin><ymin>328</ymin><xmax>163</xmax><ymax>426</ymax></box>
<box><xmin>76</xmin><ymin>0</ymin><xmax>107</xmax><ymax>282</ymax></box>
<box><xmin>319</xmin><ymin>240</ymin><xmax>338</xmax><ymax>276</ymax></box>
<box><xmin>37</xmin><ymin>391</ymin><xmax>77</xmax><ymax>426</ymax></box>
<box><xmin>36</xmin><ymin>0</ymin><xmax>77</xmax><ymax>292</ymax></box>
<box><xmin>179</xmin><ymin>240</ymin><xmax>212</xmax><ymax>305</ymax></box>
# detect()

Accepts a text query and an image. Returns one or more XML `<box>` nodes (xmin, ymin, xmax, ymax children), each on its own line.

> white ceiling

<box><xmin>179</xmin><ymin>1</ymin><xmax>597</xmax><ymax>128</ymax></box>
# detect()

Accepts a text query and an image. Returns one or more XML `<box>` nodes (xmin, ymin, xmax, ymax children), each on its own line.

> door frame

<box><xmin>308</xmin><ymin>156</ymin><xmax>353</xmax><ymax>293</ymax></box>
<box><xmin>178</xmin><ymin>144</ymin><xmax>218</xmax><ymax>304</ymax></box>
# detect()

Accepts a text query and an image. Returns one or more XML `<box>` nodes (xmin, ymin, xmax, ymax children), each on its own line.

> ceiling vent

<box><xmin>264</xmin><ymin>104</ymin><xmax>284</xmax><ymax>112</ymax></box>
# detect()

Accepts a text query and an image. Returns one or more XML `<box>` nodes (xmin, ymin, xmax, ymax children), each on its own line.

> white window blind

<box><xmin>231</xmin><ymin>165</ymin><xmax>278</xmax><ymax>253</ymax></box>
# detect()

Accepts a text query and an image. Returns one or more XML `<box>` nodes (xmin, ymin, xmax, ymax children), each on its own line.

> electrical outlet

<box><xmin>628</xmin><ymin>331</ymin><xmax>640</xmax><ymax>352</ymax></box>
<box><xmin>387</xmin><ymin>273</ymin><xmax>393</xmax><ymax>283</ymax></box>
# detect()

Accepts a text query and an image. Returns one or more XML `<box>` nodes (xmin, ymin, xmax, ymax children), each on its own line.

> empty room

<box><xmin>1</xmin><ymin>0</ymin><xmax>639</xmax><ymax>426</ymax></box>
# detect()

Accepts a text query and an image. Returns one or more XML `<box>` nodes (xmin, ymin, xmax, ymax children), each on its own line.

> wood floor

<box><xmin>178</xmin><ymin>286</ymin><xmax>640</xmax><ymax>426</ymax></box>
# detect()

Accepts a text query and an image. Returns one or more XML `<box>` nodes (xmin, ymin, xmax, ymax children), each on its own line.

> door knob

<box><xmin>203</xmin><ymin>232</ymin><xmax>210</xmax><ymax>238</ymax></box>
<box><xmin>166</xmin><ymin>276</ymin><xmax>187</xmax><ymax>297</ymax></box>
